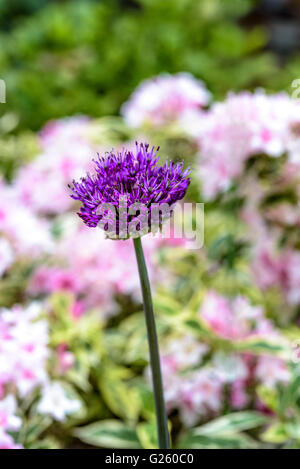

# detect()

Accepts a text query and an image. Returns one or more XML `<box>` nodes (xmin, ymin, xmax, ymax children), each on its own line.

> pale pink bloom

<box><xmin>230</xmin><ymin>380</ymin><xmax>249</xmax><ymax>409</ymax></box>
<box><xmin>37</xmin><ymin>382</ymin><xmax>81</xmax><ymax>421</ymax></box>
<box><xmin>212</xmin><ymin>352</ymin><xmax>249</xmax><ymax>384</ymax></box>
<box><xmin>158</xmin><ymin>356</ymin><xmax>181</xmax><ymax>411</ymax></box>
<box><xmin>40</xmin><ymin>218</ymin><xmax>161</xmax><ymax>315</ymax></box>
<box><xmin>28</xmin><ymin>267</ymin><xmax>53</xmax><ymax>295</ymax></box>
<box><xmin>281</xmin><ymin>250</ymin><xmax>300</xmax><ymax>305</ymax></box>
<box><xmin>251</xmin><ymin>243</ymin><xmax>282</xmax><ymax>290</ymax></box>
<box><xmin>14</xmin><ymin>117</ymin><xmax>94</xmax><ymax>215</ymax></box>
<box><xmin>57</xmin><ymin>344</ymin><xmax>75</xmax><ymax>374</ymax></box>
<box><xmin>200</xmin><ymin>291</ymin><xmax>274</xmax><ymax>340</ymax></box>
<box><xmin>197</xmin><ymin>91</ymin><xmax>300</xmax><ymax>199</ymax></box>
<box><xmin>39</xmin><ymin>116</ymin><xmax>90</xmax><ymax>148</ymax></box>
<box><xmin>0</xmin><ymin>238</ymin><xmax>14</xmax><ymax>277</ymax></box>
<box><xmin>0</xmin><ymin>303</ymin><xmax>49</xmax><ymax>397</ymax></box>
<box><xmin>265</xmin><ymin>203</ymin><xmax>300</xmax><ymax>227</ymax></box>
<box><xmin>71</xmin><ymin>301</ymin><xmax>85</xmax><ymax>320</ymax></box>
<box><xmin>255</xmin><ymin>356</ymin><xmax>290</xmax><ymax>388</ymax></box>
<box><xmin>179</xmin><ymin>369</ymin><xmax>223</xmax><ymax>426</ymax></box>
<box><xmin>48</xmin><ymin>268</ymin><xmax>79</xmax><ymax>293</ymax></box>
<box><xmin>249</xmin><ymin>92</ymin><xmax>293</xmax><ymax>157</ymax></box>
<box><xmin>0</xmin><ymin>395</ymin><xmax>22</xmax><ymax>432</ymax></box>
<box><xmin>252</xmin><ymin>246</ymin><xmax>300</xmax><ymax>306</ymax></box>
<box><xmin>179</xmin><ymin>109</ymin><xmax>206</xmax><ymax>137</ymax></box>
<box><xmin>165</xmin><ymin>335</ymin><xmax>208</xmax><ymax>369</ymax></box>
<box><xmin>200</xmin><ymin>291</ymin><xmax>239</xmax><ymax>339</ymax></box>
<box><xmin>0</xmin><ymin>429</ymin><xmax>23</xmax><ymax>450</ymax></box>
<box><xmin>197</xmin><ymin>92</ymin><xmax>258</xmax><ymax>199</ymax></box>
<box><xmin>122</xmin><ymin>73</ymin><xmax>210</xmax><ymax>128</ymax></box>
<box><xmin>0</xmin><ymin>182</ymin><xmax>53</xmax><ymax>257</ymax></box>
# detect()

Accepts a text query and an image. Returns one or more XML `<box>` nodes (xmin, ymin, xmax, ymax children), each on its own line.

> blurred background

<box><xmin>1</xmin><ymin>0</ymin><xmax>300</xmax><ymax>450</ymax></box>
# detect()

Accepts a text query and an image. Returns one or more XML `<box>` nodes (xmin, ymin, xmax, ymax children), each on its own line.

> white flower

<box><xmin>37</xmin><ymin>382</ymin><xmax>81</xmax><ymax>422</ymax></box>
<box><xmin>0</xmin><ymin>238</ymin><xmax>14</xmax><ymax>277</ymax></box>
<box><xmin>213</xmin><ymin>352</ymin><xmax>249</xmax><ymax>383</ymax></box>
<box><xmin>0</xmin><ymin>395</ymin><xmax>22</xmax><ymax>432</ymax></box>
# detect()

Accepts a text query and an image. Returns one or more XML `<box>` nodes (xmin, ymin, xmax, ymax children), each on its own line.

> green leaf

<box><xmin>98</xmin><ymin>364</ymin><xmax>140</xmax><ymax>422</ymax></box>
<box><xmin>137</xmin><ymin>384</ymin><xmax>155</xmax><ymax>419</ymax></box>
<box><xmin>257</xmin><ymin>386</ymin><xmax>280</xmax><ymax>413</ymax></box>
<box><xmin>137</xmin><ymin>422</ymin><xmax>158</xmax><ymax>449</ymax></box>
<box><xmin>23</xmin><ymin>415</ymin><xmax>52</xmax><ymax>445</ymax></box>
<box><xmin>261</xmin><ymin>423</ymin><xmax>289</xmax><ymax>444</ymax></box>
<box><xmin>177</xmin><ymin>433</ymin><xmax>258</xmax><ymax>449</ymax></box>
<box><xmin>27</xmin><ymin>437</ymin><xmax>61</xmax><ymax>449</ymax></box>
<box><xmin>193</xmin><ymin>411</ymin><xmax>270</xmax><ymax>436</ymax></box>
<box><xmin>234</xmin><ymin>336</ymin><xmax>289</xmax><ymax>358</ymax></box>
<box><xmin>74</xmin><ymin>420</ymin><xmax>142</xmax><ymax>449</ymax></box>
<box><xmin>153</xmin><ymin>294</ymin><xmax>181</xmax><ymax>316</ymax></box>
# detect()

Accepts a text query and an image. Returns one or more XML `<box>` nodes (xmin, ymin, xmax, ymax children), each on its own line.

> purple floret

<box><xmin>69</xmin><ymin>142</ymin><xmax>191</xmax><ymax>237</ymax></box>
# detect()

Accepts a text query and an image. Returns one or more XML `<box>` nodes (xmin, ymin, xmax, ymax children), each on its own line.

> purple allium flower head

<box><xmin>69</xmin><ymin>142</ymin><xmax>191</xmax><ymax>239</ymax></box>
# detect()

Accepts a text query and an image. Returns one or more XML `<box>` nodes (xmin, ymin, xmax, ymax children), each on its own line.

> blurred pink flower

<box><xmin>255</xmin><ymin>356</ymin><xmax>290</xmax><ymax>388</ymax></box>
<box><xmin>0</xmin><ymin>395</ymin><xmax>22</xmax><ymax>433</ymax></box>
<box><xmin>122</xmin><ymin>73</ymin><xmax>210</xmax><ymax>128</ymax></box>
<box><xmin>0</xmin><ymin>429</ymin><xmax>23</xmax><ymax>450</ymax></box>
<box><xmin>14</xmin><ymin>117</ymin><xmax>94</xmax><ymax>215</ymax></box>
<box><xmin>230</xmin><ymin>380</ymin><xmax>249</xmax><ymax>409</ymax></box>
<box><xmin>200</xmin><ymin>291</ymin><xmax>270</xmax><ymax>340</ymax></box>
<box><xmin>0</xmin><ymin>182</ymin><xmax>53</xmax><ymax>257</ymax></box>
<box><xmin>197</xmin><ymin>91</ymin><xmax>300</xmax><ymax>199</ymax></box>
<box><xmin>0</xmin><ymin>303</ymin><xmax>49</xmax><ymax>397</ymax></box>
<box><xmin>57</xmin><ymin>344</ymin><xmax>75</xmax><ymax>374</ymax></box>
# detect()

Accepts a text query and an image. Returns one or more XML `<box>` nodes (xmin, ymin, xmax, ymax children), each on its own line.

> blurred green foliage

<box><xmin>0</xmin><ymin>0</ymin><xmax>297</xmax><ymax>131</ymax></box>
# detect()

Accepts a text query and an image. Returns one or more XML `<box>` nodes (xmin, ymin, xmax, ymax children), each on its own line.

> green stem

<box><xmin>133</xmin><ymin>236</ymin><xmax>170</xmax><ymax>449</ymax></box>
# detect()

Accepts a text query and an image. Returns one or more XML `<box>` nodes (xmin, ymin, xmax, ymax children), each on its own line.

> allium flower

<box><xmin>69</xmin><ymin>142</ymin><xmax>190</xmax><ymax>448</ymax></box>
<box><xmin>69</xmin><ymin>143</ymin><xmax>191</xmax><ymax>239</ymax></box>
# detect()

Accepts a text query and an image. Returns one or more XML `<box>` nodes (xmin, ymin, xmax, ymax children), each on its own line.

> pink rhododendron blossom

<box><xmin>230</xmin><ymin>380</ymin><xmax>249</xmax><ymax>409</ymax></box>
<box><xmin>29</xmin><ymin>267</ymin><xmax>79</xmax><ymax>294</ymax></box>
<box><xmin>14</xmin><ymin>117</ymin><xmax>95</xmax><ymax>215</ymax></box>
<box><xmin>200</xmin><ymin>291</ymin><xmax>273</xmax><ymax>340</ymax></box>
<box><xmin>197</xmin><ymin>91</ymin><xmax>300</xmax><ymax>199</ymax></box>
<box><xmin>252</xmin><ymin>246</ymin><xmax>300</xmax><ymax>305</ymax></box>
<box><xmin>149</xmin><ymin>336</ymin><xmax>226</xmax><ymax>426</ymax></box>
<box><xmin>39</xmin><ymin>116</ymin><xmax>90</xmax><ymax>148</ymax></box>
<box><xmin>0</xmin><ymin>182</ymin><xmax>53</xmax><ymax>257</ymax></box>
<box><xmin>255</xmin><ymin>356</ymin><xmax>290</xmax><ymax>388</ymax></box>
<box><xmin>178</xmin><ymin>369</ymin><xmax>223</xmax><ymax>426</ymax></box>
<box><xmin>122</xmin><ymin>73</ymin><xmax>210</xmax><ymax>128</ymax></box>
<box><xmin>57</xmin><ymin>344</ymin><xmax>75</xmax><ymax>374</ymax></box>
<box><xmin>28</xmin><ymin>218</ymin><xmax>169</xmax><ymax>315</ymax></box>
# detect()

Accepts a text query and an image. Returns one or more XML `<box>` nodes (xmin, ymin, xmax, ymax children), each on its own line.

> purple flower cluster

<box><xmin>69</xmin><ymin>143</ymin><xmax>191</xmax><ymax>237</ymax></box>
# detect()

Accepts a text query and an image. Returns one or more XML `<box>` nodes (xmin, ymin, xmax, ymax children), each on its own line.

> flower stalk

<box><xmin>133</xmin><ymin>236</ymin><xmax>170</xmax><ymax>449</ymax></box>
